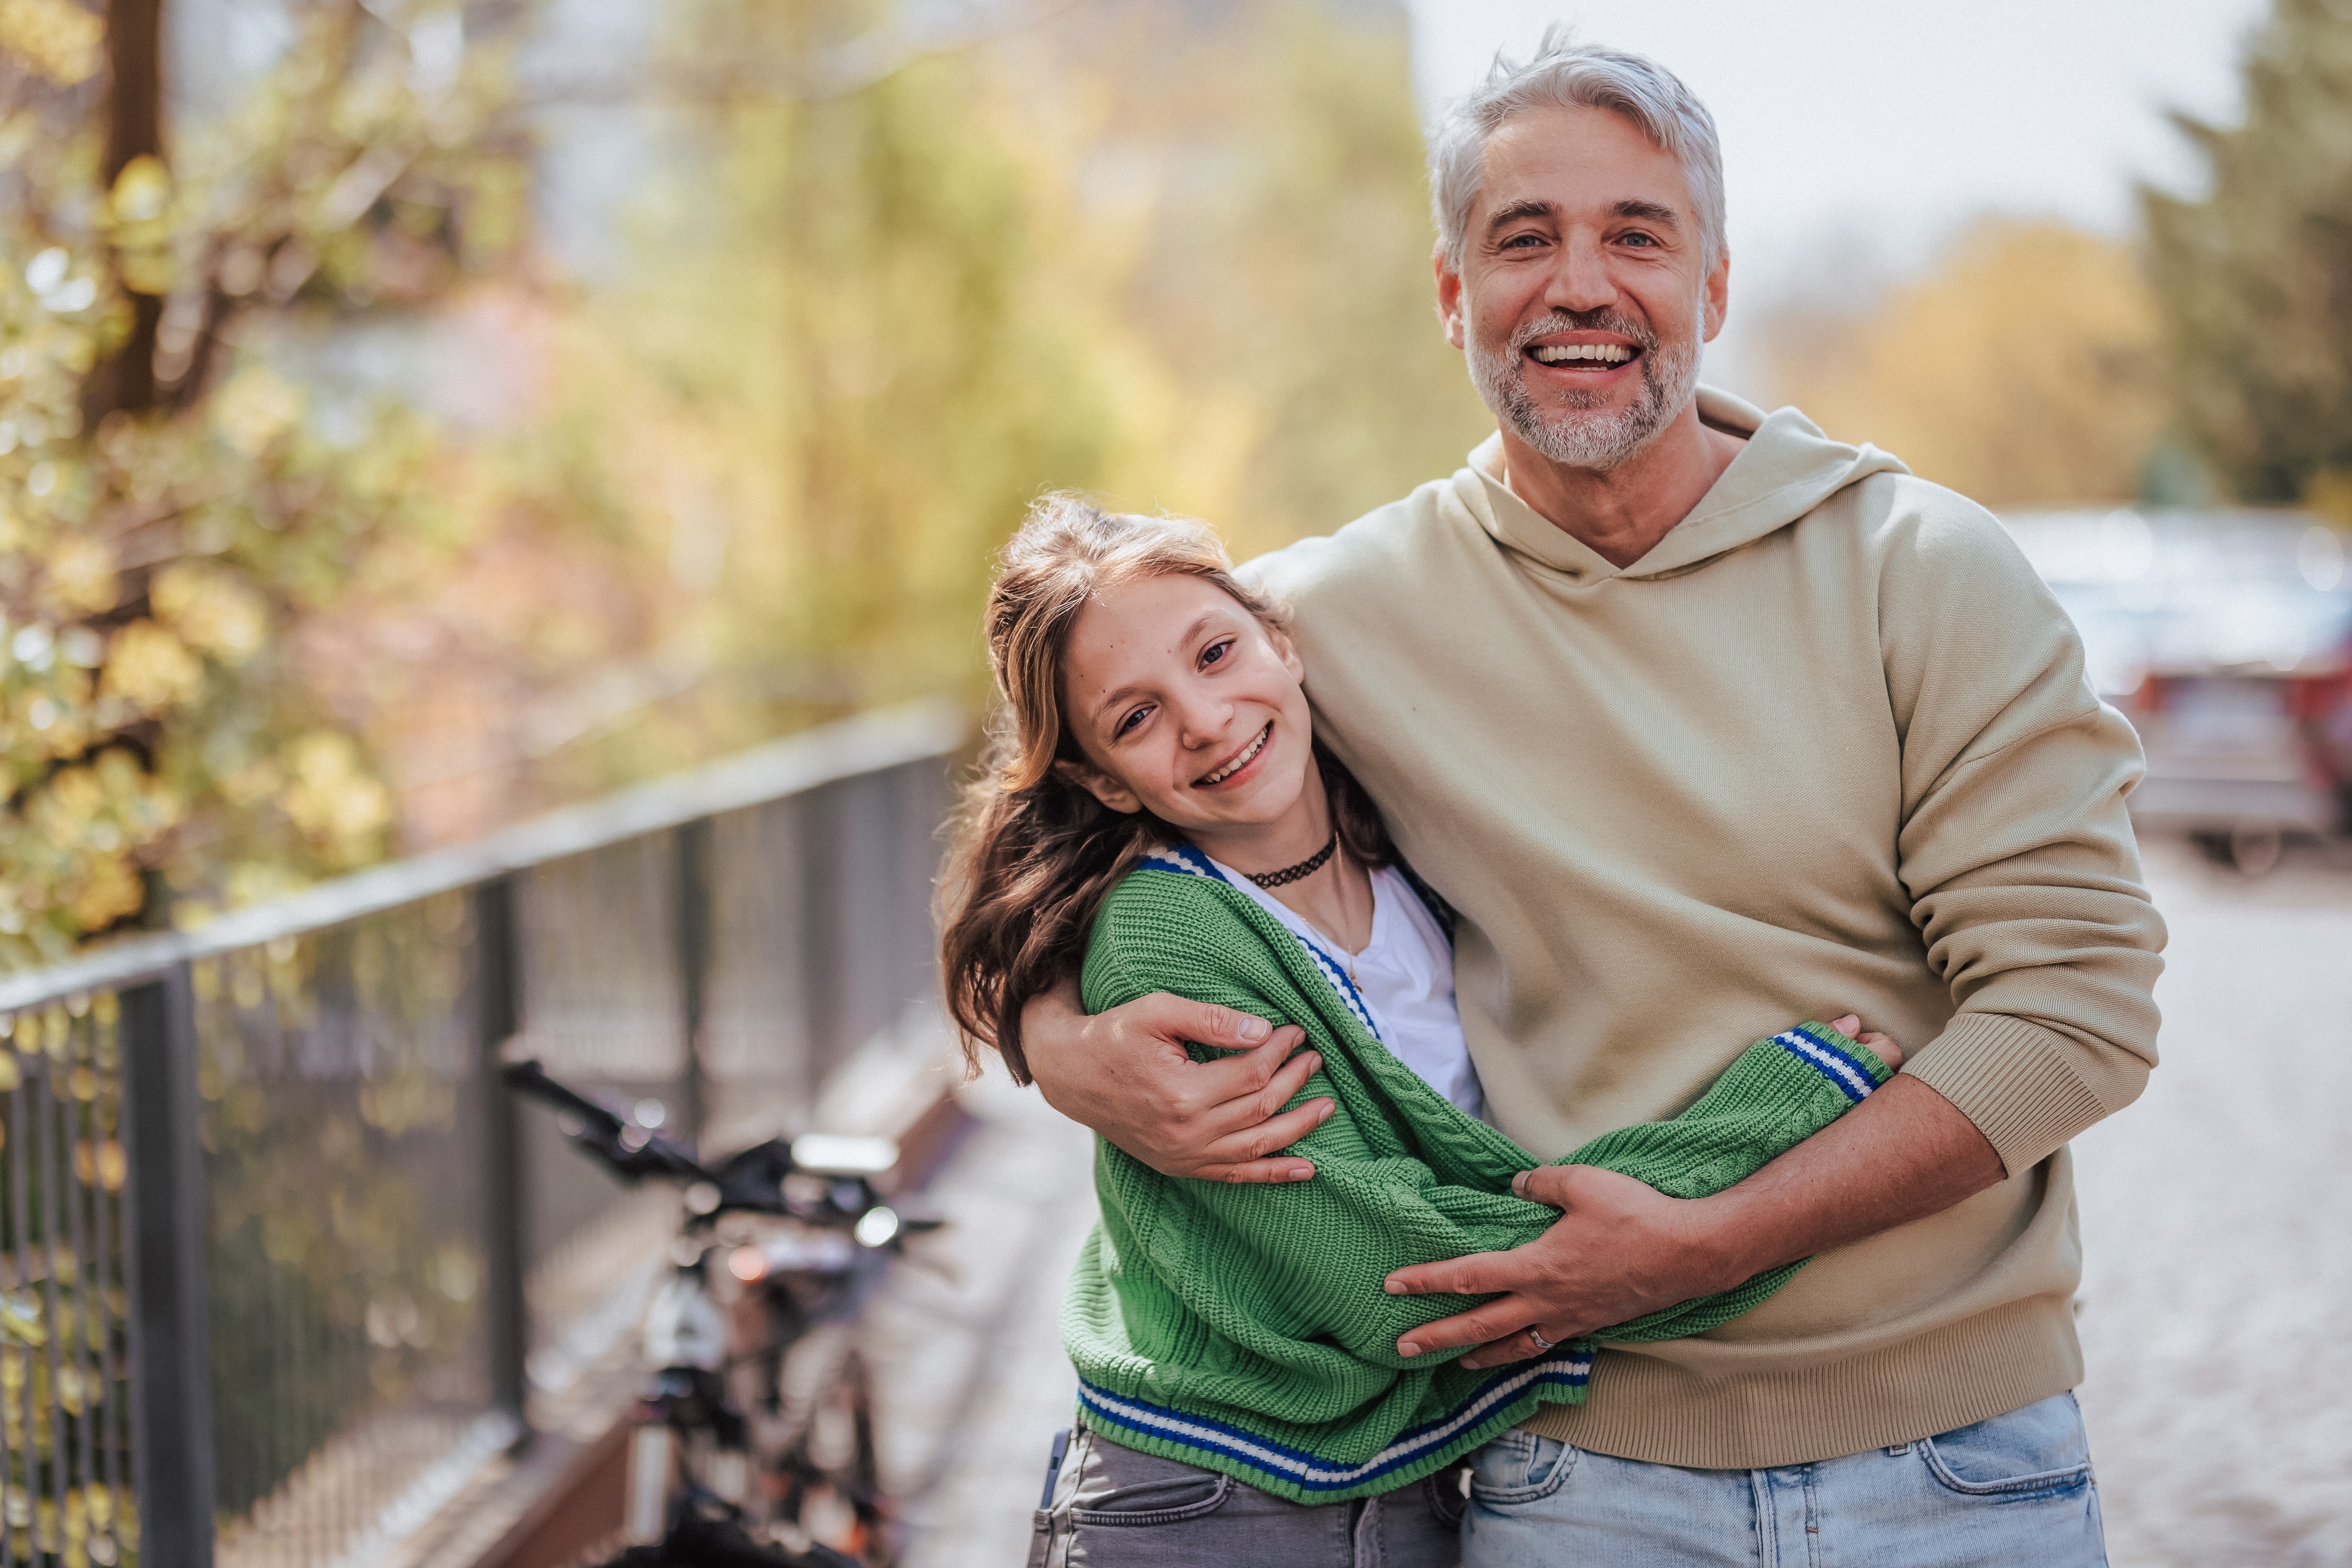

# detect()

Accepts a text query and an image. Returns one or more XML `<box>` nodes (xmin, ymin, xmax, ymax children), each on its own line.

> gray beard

<box><xmin>1467</xmin><ymin>307</ymin><xmax>1700</xmax><ymax>473</ymax></box>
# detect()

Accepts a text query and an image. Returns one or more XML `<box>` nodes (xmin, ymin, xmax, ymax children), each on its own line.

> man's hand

<box><xmin>1388</xmin><ymin>1164</ymin><xmax>1729</xmax><ymax>1364</ymax></box>
<box><xmin>1384</xmin><ymin>1020</ymin><xmax>2001</xmax><ymax>1368</ymax></box>
<box><xmin>1020</xmin><ymin>981</ymin><xmax>1334</xmax><ymax>1182</ymax></box>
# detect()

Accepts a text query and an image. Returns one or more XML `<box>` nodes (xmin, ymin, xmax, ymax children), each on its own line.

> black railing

<box><xmin>0</xmin><ymin>701</ymin><xmax>965</xmax><ymax>1568</ymax></box>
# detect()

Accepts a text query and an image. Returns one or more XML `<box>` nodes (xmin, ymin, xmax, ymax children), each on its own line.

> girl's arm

<box><xmin>1083</xmin><ymin>904</ymin><xmax>1895</xmax><ymax>1368</ymax></box>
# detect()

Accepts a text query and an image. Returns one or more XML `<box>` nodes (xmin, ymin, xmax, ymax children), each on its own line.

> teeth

<box><xmin>1531</xmin><ymin>343</ymin><xmax>1635</xmax><ymax>364</ymax></box>
<box><xmin>1203</xmin><ymin>726</ymin><xmax>1269</xmax><ymax>784</ymax></box>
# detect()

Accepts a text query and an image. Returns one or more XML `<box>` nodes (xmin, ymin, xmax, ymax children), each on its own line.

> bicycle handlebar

<box><xmin>503</xmin><ymin>1059</ymin><xmax>717</xmax><ymax>1184</ymax></box>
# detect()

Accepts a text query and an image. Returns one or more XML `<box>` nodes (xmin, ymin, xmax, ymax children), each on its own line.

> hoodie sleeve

<box><xmin>1876</xmin><ymin>489</ymin><xmax>2167</xmax><ymax>1174</ymax></box>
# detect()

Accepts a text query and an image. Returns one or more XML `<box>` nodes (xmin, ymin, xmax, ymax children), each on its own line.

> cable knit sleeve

<box><xmin>1876</xmin><ymin>491</ymin><xmax>2167</xmax><ymax>1173</ymax></box>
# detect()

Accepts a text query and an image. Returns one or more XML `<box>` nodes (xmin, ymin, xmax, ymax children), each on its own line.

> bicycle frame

<box><xmin>503</xmin><ymin>1060</ymin><xmax>937</xmax><ymax>1566</ymax></box>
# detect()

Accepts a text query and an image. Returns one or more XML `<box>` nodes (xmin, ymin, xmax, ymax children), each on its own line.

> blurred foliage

<box><xmin>1758</xmin><ymin>218</ymin><xmax>2166</xmax><ymax>506</ymax></box>
<box><xmin>516</xmin><ymin>0</ymin><xmax>1488</xmax><ymax>768</ymax></box>
<box><xmin>0</xmin><ymin>0</ymin><xmax>527</xmax><ymax>965</ymax></box>
<box><xmin>197</xmin><ymin>896</ymin><xmax>484</xmax><ymax>1530</ymax></box>
<box><xmin>2143</xmin><ymin>0</ymin><xmax>2352</xmax><ymax>508</ymax></box>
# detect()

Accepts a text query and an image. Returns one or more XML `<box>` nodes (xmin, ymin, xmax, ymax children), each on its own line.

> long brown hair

<box><xmin>937</xmin><ymin>493</ymin><xmax>1392</xmax><ymax>1083</ymax></box>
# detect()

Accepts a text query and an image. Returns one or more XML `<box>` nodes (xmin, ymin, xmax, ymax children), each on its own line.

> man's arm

<box><xmin>1390</xmin><ymin>504</ymin><xmax>2163</xmax><ymax>1365</ymax></box>
<box><xmin>1020</xmin><ymin>980</ymin><xmax>1335</xmax><ymax>1182</ymax></box>
<box><xmin>1382</xmin><ymin>1073</ymin><xmax>2003</xmax><ymax>1366</ymax></box>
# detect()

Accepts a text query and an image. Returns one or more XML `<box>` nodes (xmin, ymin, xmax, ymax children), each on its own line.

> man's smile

<box><xmin>1523</xmin><ymin>331</ymin><xmax>1643</xmax><ymax>380</ymax></box>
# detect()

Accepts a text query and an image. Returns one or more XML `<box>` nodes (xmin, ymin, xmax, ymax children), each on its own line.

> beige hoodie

<box><xmin>1248</xmin><ymin>388</ymin><xmax>2165</xmax><ymax>1469</ymax></box>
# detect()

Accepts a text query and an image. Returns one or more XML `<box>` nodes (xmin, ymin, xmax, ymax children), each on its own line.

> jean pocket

<box><xmin>1067</xmin><ymin>1459</ymin><xmax>1231</xmax><ymax>1526</ymax></box>
<box><xmin>1467</xmin><ymin>1430</ymin><xmax>1577</xmax><ymax>1505</ymax></box>
<box><xmin>1917</xmin><ymin>1393</ymin><xmax>2095</xmax><ymax>1499</ymax></box>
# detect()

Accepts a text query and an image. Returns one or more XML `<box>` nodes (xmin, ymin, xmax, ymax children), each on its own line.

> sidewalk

<box><xmin>864</xmin><ymin>1066</ymin><xmax>1098</xmax><ymax>1568</ymax></box>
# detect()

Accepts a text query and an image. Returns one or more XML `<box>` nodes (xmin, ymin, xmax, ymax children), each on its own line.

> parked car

<box><xmin>2000</xmin><ymin>508</ymin><xmax>2352</xmax><ymax>873</ymax></box>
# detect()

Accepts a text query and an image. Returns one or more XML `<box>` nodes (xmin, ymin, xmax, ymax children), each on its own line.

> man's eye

<box><xmin>1201</xmin><ymin>638</ymin><xmax>1234</xmax><ymax>668</ymax></box>
<box><xmin>1620</xmin><ymin>232</ymin><xmax>1659</xmax><ymax>248</ymax></box>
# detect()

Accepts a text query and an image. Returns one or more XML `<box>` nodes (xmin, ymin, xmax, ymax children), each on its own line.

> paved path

<box><xmin>884</xmin><ymin>839</ymin><xmax>2352</xmax><ymax>1568</ymax></box>
<box><xmin>2075</xmin><ymin>840</ymin><xmax>2352</xmax><ymax>1568</ymax></box>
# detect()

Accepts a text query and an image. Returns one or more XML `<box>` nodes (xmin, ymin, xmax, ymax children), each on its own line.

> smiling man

<box><xmin>1017</xmin><ymin>34</ymin><xmax>2162</xmax><ymax>1566</ymax></box>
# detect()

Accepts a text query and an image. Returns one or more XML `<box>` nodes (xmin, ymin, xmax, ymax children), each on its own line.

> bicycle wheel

<box><xmin>771</xmin><ymin>1329</ymin><xmax>893</xmax><ymax>1565</ymax></box>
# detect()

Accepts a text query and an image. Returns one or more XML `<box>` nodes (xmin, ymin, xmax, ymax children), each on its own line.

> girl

<box><xmin>938</xmin><ymin>496</ymin><xmax>1899</xmax><ymax>1566</ymax></box>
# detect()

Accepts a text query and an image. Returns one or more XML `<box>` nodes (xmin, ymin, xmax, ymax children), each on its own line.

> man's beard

<box><xmin>1466</xmin><ymin>305</ymin><xmax>1700</xmax><ymax>473</ymax></box>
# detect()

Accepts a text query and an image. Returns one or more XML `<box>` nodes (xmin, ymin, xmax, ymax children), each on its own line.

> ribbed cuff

<box><xmin>1902</xmin><ymin>1012</ymin><xmax>2109</xmax><ymax>1175</ymax></box>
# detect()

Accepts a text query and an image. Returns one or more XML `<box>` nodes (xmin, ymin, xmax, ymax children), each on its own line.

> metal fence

<box><xmin>0</xmin><ymin>702</ymin><xmax>965</xmax><ymax>1568</ymax></box>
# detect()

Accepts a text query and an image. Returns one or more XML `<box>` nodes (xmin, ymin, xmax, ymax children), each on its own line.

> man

<box><xmin>1020</xmin><ymin>34</ymin><xmax>2161</xmax><ymax>1564</ymax></box>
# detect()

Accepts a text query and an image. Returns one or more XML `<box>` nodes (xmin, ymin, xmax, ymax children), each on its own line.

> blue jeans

<box><xmin>1461</xmin><ymin>1392</ymin><xmax>2107</xmax><ymax>1567</ymax></box>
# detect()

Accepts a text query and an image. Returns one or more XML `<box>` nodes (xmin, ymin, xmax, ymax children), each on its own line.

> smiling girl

<box><xmin>939</xmin><ymin>496</ymin><xmax>1900</xmax><ymax>1567</ymax></box>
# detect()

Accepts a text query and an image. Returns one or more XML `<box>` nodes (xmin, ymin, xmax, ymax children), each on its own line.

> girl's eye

<box><xmin>1115</xmin><ymin>705</ymin><xmax>1151</xmax><ymax>738</ymax></box>
<box><xmin>1200</xmin><ymin>638</ymin><xmax>1235</xmax><ymax>668</ymax></box>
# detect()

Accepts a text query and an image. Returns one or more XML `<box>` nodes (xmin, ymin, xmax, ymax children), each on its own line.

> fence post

<box><xmin>675</xmin><ymin>819</ymin><xmax>711</xmax><ymax>1146</ymax></box>
<box><xmin>121</xmin><ymin>965</ymin><xmax>216</xmax><ymax>1568</ymax></box>
<box><xmin>797</xmin><ymin>783</ymin><xmax>844</xmax><ymax>1101</ymax></box>
<box><xmin>473</xmin><ymin>876</ymin><xmax>530</xmax><ymax>1439</ymax></box>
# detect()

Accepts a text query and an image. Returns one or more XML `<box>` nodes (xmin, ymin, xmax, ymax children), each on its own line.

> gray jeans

<box><xmin>1028</xmin><ymin>1424</ymin><xmax>1464</xmax><ymax>1568</ymax></box>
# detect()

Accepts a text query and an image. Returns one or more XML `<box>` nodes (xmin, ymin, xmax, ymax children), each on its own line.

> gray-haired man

<box><xmin>1021</xmin><ymin>33</ymin><xmax>2157</xmax><ymax>1565</ymax></box>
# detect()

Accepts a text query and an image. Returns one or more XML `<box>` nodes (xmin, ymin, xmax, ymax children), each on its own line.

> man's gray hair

<box><xmin>1429</xmin><ymin>29</ymin><xmax>1726</xmax><ymax>274</ymax></box>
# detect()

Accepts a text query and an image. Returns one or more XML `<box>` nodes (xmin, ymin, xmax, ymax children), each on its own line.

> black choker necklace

<box><xmin>1244</xmin><ymin>832</ymin><xmax>1338</xmax><ymax>889</ymax></box>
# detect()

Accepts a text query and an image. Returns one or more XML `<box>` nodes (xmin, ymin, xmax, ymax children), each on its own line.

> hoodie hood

<box><xmin>1452</xmin><ymin>386</ymin><xmax>1911</xmax><ymax>583</ymax></box>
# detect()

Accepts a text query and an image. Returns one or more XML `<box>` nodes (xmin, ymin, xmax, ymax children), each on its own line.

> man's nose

<box><xmin>1543</xmin><ymin>233</ymin><xmax>1615</xmax><ymax>315</ymax></box>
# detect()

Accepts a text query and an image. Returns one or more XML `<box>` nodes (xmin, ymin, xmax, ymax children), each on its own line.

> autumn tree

<box><xmin>1756</xmin><ymin>218</ymin><xmax>2167</xmax><ymax>506</ymax></box>
<box><xmin>2143</xmin><ymin>0</ymin><xmax>2352</xmax><ymax>504</ymax></box>
<box><xmin>511</xmin><ymin>0</ymin><xmax>1485</xmax><ymax>783</ymax></box>
<box><xmin>0</xmin><ymin>0</ymin><xmax>527</xmax><ymax>963</ymax></box>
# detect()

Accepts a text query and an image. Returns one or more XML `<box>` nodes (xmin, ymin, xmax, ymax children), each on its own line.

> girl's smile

<box><xmin>1197</xmin><ymin>722</ymin><xmax>1274</xmax><ymax>790</ymax></box>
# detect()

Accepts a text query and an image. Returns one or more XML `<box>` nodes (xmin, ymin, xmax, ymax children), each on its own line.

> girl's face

<box><xmin>1057</xmin><ymin>572</ymin><xmax>1316</xmax><ymax>841</ymax></box>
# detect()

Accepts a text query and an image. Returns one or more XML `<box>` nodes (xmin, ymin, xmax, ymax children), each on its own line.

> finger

<box><xmin>1383</xmin><ymin>1250</ymin><xmax>1516</xmax><ymax>1298</ymax></box>
<box><xmin>1196</xmin><ymin>1097</ymin><xmax>1335</xmax><ymax>1165</ymax></box>
<box><xmin>1181</xmin><ymin>1029</ymin><xmax>1311</xmax><ymax>1112</ymax></box>
<box><xmin>1460</xmin><ymin>1329</ymin><xmax>1549</xmax><ymax>1371</ymax></box>
<box><xmin>1188</xmin><ymin>1047</ymin><xmax>1324</xmax><ymax>1133</ymax></box>
<box><xmin>1828</xmin><ymin>1013</ymin><xmax>1861</xmax><ymax>1038</ymax></box>
<box><xmin>1859</xmin><ymin>1030</ymin><xmax>1903</xmax><ymax>1069</ymax></box>
<box><xmin>1141</xmin><ymin>993</ymin><xmax>1273</xmax><ymax>1050</ymax></box>
<box><xmin>1397</xmin><ymin>1296</ymin><xmax>1537</xmax><ymax>1358</ymax></box>
<box><xmin>1192</xmin><ymin>1155</ymin><xmax>1320</xmax><ymax>1184</ymax></box>
<box><xmin>1510</xmin><ymin>1164</ymin><xmax>1582</xmax><ymax>1208</ymax></box>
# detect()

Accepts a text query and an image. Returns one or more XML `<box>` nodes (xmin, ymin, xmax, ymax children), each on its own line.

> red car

<box><xmin>2001</xmin><ymin>508</ymin><xmax>2352</xmax><ymax>873</ymax></box>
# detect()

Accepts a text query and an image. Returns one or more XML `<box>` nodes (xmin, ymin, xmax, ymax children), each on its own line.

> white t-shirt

<box><xmin>1209</xmin><ymin>857</ymin><xmax>1488</xmax><ymax>1120</ymax></box>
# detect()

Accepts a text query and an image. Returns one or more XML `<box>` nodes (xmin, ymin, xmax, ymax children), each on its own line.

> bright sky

<box><xmin>1400</xmin><ymin>0</ymin><xmax>2272</xmax><ymax>386</ymax></box>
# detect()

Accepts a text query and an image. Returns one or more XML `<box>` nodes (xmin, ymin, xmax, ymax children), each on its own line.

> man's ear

<box><xmin>1434</xmin><ymin>246</ymin><xmax>1466</xmax><ymax>351</ymax></box>
<box><xmin>1701</xmin><ymin>248</ymin><xmax>1730</xmax><ymax>343</ymax></box>
<box><xmin>1056</xmin><ymin>758</ymin><xmax>1142</xmax><ymax>815</ymax></box>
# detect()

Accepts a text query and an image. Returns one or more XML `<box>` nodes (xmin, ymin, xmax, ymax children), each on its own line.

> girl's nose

<box><xmin>1167</xmin><ymin>692</ymin><xmax>1228</xmax><ymax>747</ymax></box>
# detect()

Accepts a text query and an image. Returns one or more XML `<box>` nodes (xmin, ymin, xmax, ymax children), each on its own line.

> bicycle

<box><xmin>504</xmin><ymin>1060</ymin><xmax>943</xmax><ymax>1568</ymax></box>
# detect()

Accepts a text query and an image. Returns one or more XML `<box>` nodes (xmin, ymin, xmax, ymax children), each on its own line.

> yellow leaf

<box><xmin>211</xmin><ymin>368</ymin><xmax>306</xmax><ymax>458</ymax></box>
<box><xmin>152</xmin><ymin>563</ymin><xmax>266</xmax><ymax>662</ymax></box>
<box><xmin>99</xmin><ymin>622</ymin><xmax>203</xmax><ymax>713</ymax></box>
<box><xmin>0</xmin><ymin>0</ymin><xmax>100</xmax><ymax>86</ymax></box>
<box><xmin>47</xmin><ymin>536</ymin><xmax>113</xmax><ymax>614</ymax></box>
<box><xmin>109</xmin><ymin>156</ymin><xmax>169</xmax><ymax>224</ymax></box>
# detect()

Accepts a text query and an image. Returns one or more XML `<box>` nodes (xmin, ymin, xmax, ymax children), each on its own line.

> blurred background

<box><xmin>0</xmin><ymin>0</ymin><xmax>2346</xmax><ymax>1565</ymax></box>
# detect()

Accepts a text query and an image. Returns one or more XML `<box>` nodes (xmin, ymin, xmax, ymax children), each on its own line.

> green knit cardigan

<box><xmin>1064</xmin><ymin>843</ymin><xmax>1893</xmax><ymax>1504</ymax></box>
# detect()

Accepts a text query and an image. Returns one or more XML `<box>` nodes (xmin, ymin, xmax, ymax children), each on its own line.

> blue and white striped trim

<box><xmin>1137</xmin><ymin>842</ymin><xmax>1385</xmax><ymax>1044</ymax></box>
<box><xmin>1076</xmin><ymin>1348</ymin><xmax>1591</xmax><ymax>1494</ymax></box>
<box><xmin>1142</xmin><ymin>843</ymin><xmax>1224</xmax><ymax>881</ymax></box>
<box><xmin>1771</xmin><ymin>1029</ymin><xmax>1879</xmax><ymax>1105</ymax></box>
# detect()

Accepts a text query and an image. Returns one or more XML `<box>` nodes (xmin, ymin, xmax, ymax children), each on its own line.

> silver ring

<box><xmin>1528</xmin><ymin>1327</ymin><xmax>1556</xmax><ymax>1352</ymax></box>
